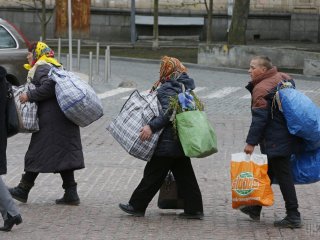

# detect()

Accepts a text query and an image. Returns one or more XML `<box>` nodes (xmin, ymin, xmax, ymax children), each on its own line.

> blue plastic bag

<box><xmin>291</xmin><ymin>149</ymin><xmax>320</xmax><ymax>184</ymax></box>
<box><xmin>178</xmin><ymin>90</ymin><xmax>196</xmax><ymax>111</ymax></box>
<box><xmin>278</xmin><ymin>88</ymin><xmax>320</xmax><ymax>151</ymax></box>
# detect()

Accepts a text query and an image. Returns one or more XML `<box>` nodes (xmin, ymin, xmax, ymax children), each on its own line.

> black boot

<box><xmin>56</xmin><ymin>184</ymin><xmax>80</xmax><ymax>206</ymax></box>
<box><xmin>239</xmin><ymin>205</ymin><xmax>262</xmax><ymax>221</ymax></box>
<box><xmin>0</xmin><ymin>214</ymin><xmax>22</xmax><ymax>232</ymax></box>
<box><xmin>274</xmin><ymin>211</ymin><xmax>302</xmax><ymax>228</ymax></box>
<box><xmin>8</xmin><ymin>175</ymin><xmax>34</xmax><ymax>203</ymax></box>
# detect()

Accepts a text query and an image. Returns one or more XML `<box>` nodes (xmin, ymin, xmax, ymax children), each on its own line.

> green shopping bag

<box><xmin>176</xmin><ymin>110</ymin><xmax>218</xmax><ymax>158</ymax></box>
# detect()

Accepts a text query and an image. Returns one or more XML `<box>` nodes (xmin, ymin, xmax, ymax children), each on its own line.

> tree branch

<box><xmin>204</xmin><ymin>0</ymin><xmax>209</xmax><ymax>13</ymax></box>
<box><xmin>45</xmin><ymin>6</ymin><xmax>55</xmax><ymax>25</ymax></box>
<box><xmin>14</xmin><ymin>1</ymin><xmax>36</xmax><ymax>9</ymax></box>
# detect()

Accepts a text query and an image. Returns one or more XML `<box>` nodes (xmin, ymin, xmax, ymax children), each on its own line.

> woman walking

<box><xmin>9</xmin><ymin>42</ymin><xmax>85</xmax><ymax>205</ymax></box>
<box><xmin>119</xmin><ymin>56</ymin><xmax>204</xmax><ymax>219</ymax></box>
<box><xmin>0</xmin><ymin>66</ymin><xmax>22</xmax><ymax>231</ymax></box>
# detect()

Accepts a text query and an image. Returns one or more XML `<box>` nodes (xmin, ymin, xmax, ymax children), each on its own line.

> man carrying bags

<box><xmin>241</xmin><ymin>56</ymin><xmax>302</xmax><ymax>228</ymax></box>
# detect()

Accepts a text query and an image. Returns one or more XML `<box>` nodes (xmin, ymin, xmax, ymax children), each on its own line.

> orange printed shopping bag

<box><xmin>231</xmin><ymin>153</ymin><xmax>274</xmax><ymax>209</ymax></box>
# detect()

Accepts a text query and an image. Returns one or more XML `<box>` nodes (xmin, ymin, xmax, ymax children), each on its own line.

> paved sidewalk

<box><xmin>2</xmin><ymin>58</ymin><xmax>320</xmax><ymax>240</ymax></box>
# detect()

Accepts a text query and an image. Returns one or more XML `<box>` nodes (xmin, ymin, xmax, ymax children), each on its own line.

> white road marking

<box><xmin>241</xmin><ymin>94</ymin><xmax>251</xmax><ymax>99</ymax></box>
<box><xmin>120</xmin><ymin>87</ymin><xmax>207</xmax><ymax>100</ymax></box>
<box><xmin>193</xmin><ymin>87</ymin><xmax>207</xmax><ymax>93</ymax></box>
<box><xmin>300</xmin><ymin>90</ymin><xmax>315</xmax><ymax>93</ymax></box>
<box><xmin>121</xmin><ymin>90</ymin><xmax>150</xmax><ymax>99</ymax></box>
<box><xmin>97</xmin><ymin>86</ymin><xmax>316</xmax><ymax>101</ymax></box>
<box><xmin>241</xmin><ymin>90</ymin><xmax>315</xmax><ymax>99</ymax></box>
<box><xmin>98</xmin><ymin>88</ymin><xmax>135</xmax><ymax>99</ymax></box>
<box><xmin>202</xmin><ymin>87</ymin><xmax>242</xmax><ymax>99</ymax></box>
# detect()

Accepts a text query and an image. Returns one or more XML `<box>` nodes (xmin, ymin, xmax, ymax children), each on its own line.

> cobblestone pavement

<box><xmin>2</xmin><ymin>58</ymin><xmax>320</xmax><ymax>240</ymax></box>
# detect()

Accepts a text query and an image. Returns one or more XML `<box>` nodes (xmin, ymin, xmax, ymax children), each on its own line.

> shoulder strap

<box><xmin>180</xmin><ymin>83</ymin><xmax>185</xmax><ymax>93</ymax></box>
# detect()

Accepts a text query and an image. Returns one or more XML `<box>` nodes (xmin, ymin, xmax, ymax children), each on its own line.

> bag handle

<box><xmin>164</xmin><ymin>171</ymin><xmax>174</xmax><ymax>185</ymax></box>
<box><xmin>169</xmin><ymin>83</ymin><xmax>186</xmax><ymax>121</ymax></box>
<box><xmin>181</xmin><ymin>83</ymin><xmax>185</xmax><ymax>93</ymax></box>
<box><xmin>6</xmin><ymin>81</ymin><xmax>13</xmax><ymax>99</ymax></box>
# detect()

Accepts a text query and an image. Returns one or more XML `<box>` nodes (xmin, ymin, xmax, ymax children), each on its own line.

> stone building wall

<box><xmin>0</xmin><ymin>0</ymin><xmax>319</xmax><ymax>42</ymax></box>
<box><xmin>1</xmin><ymin>0</ymin><xmax>319</xmax><ymax>14</ymax></box>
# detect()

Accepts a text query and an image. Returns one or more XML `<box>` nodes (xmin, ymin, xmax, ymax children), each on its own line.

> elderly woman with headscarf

<box><xmin>119</xmin><ymin>56</ymin><xmax>204</xmax><ymax>219</ymax></box>
<box><xmin>8</xmin><ymin>42</ymin><xmax>85</xmax><ymax>205</ymax></box>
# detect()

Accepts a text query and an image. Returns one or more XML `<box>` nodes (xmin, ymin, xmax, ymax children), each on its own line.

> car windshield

<box><xmin>0</xmin><ymin>25</ymin><xmax>17</xmax><ymax>49</ymax></box>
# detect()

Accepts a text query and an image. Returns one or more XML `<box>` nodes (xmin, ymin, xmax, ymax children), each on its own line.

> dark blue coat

<box><xmin>246</xmin><ymin>79</ymin><xmax>302</xmax><ymax>158</ymax></box>
<box><xmin>149</xmin><ymin>73</ymin><xmax>195</xmax><ymax>157</ymax></box>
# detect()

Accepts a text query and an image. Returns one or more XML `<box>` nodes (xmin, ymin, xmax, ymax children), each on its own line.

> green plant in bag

<box><xmin>168</xmin><ymin>90</ymin><xmax>204</xmax><ymax>135</ymax></box>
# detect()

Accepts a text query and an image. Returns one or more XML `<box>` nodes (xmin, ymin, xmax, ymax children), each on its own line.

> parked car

<box><xmin>0</xmin><ymin>18</ymin><xmax>29</xmax><ymax>85</ymax></box>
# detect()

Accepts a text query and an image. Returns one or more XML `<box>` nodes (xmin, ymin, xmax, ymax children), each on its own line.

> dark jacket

<box><xmin>246</xmin><ymin>67</ymin><xmax>302</xmax><ymax>157</ymax></box>
<box><xmin>25</xmin><ymin>64</ymin><xmax>84</xmax><ymax>173</ymax></box>
<box><xmin>0</xmin><ymin>66</ymin><xmax>8</xmax><ymax>175</ymax></box>
<box><xmin>149</xmin><ymin>72</ymin><xmax>195</xmax><ymax>157</ymax></box>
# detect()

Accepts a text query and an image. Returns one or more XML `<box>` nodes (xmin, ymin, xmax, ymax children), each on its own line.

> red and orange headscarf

<box><xmin>151</xmin><ymin>56</ymin><xmax>187</xmax><ymax>92</ymax></box>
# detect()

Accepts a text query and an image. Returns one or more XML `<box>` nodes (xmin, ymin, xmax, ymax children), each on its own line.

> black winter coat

<box><xmin>25</xmin><ymin>64</ymin><xmax>85</xmax><ymax>173</ymax></box>
<box><xmin>0</xmin><ymin>67</ymin><xmax>8</xmax><ymax>175</ymax></box>
<box><xmin>149</xmin><ymin>73</ymin><xmax>195</xmax><ymax>157</ymax></box>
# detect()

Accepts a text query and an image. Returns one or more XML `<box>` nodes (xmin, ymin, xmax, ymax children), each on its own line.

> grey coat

<box><xmin>25</xmin><ymin>64</ymin><xmax>84</xmax><ymax>173</ymax></box>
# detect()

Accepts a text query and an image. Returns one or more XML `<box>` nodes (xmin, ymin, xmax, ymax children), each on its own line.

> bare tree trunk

<box><xmin>55</xmin><ymin>0</ymin><xmax>68</xmax><ymax>38</ymax></box>
<box><xmin>152</xmin><ymin>0</ymin><xmax>159</xmax><ymax>50</ymax></box>
<box><xmin>72</xmin><ymin>0</ymin><xmax>90</xmax><ymax>38</ymax></box>
<box><xmin>206</xmin><ymin>0</ymin><xmax>213</xmax><ymax>45</ymax></box>
<box><xmin>55</xmin><ymin>0</ymin><xmax>90</xmax><ymax>38</ymax></box>
<box><xmin>227</xmin><ymin>0</ymin><xmax>250</xmax><ymax>45</ymax></box>
<box><xmin>41</xmin><ymin>0</ymin><xmax>46</xmax><ymax>40</ymax></box>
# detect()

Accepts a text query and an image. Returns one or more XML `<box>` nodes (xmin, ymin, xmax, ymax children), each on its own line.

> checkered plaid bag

<box><xmin>48</xmin><ymin>67</ymin><xmax>103</xmax><ymax>127</ymax></box>
<box><xmin>12</xmin><ymin>83</ymin><xmax>39</xmax><ymax>133</ymax></box>
<box><xmin>107</xmin><ymin>90</ymin><xmax>162</xmax><ymax>161</ymax></box>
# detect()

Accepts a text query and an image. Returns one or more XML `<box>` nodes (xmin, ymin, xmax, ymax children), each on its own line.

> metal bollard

<box><xmin>104</xmin><ymin>48</ymin><xmax>108</xmax><ymax>83</ymax></box>
<box><xmin>89</xmin><ymin>52</ymin><xmax>93</xmax><ymax>86</ymax></box>
<box><xmin>77</xmin><ymin>39</ymin><xmax>81</xmax><ymax>70</ymax></box>
<box><xmin>66</xmin><ymin>54</ymin><xmax>70</xmax><ymax>71</ymax></box>
<box><xmin>58</xmin><ymin>38</ymin><xmax>61</xmax><ymax>63</ymax></box>
<box><xmin>107</xmin><ymin>46</ymin><xmax>111</xmax><ymax>79</ymax></box>
<box><xmin>96</xmin><ymin>42</ymin><xmax>100</xmax><ymax>74</ymax></box>
<box><xmin>104</xmin><ymin>46</ymin><xmax>111</xmax><ymax>83</ymax></box>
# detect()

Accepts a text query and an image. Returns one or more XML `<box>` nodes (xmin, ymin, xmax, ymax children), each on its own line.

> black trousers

<box><xmin>129</xmin><ymin>155</ymin><xmax>203</xmax><ymax>213</ymax></box>
<box><xmin>22</xmin><ymin>170</ymin><xmax>76</xmax><ymax>188</ymax></box>
<box><xmin>268</xmin><ymin>155</ymin><xmax>299</xmax><ymax>213</ymax></box>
